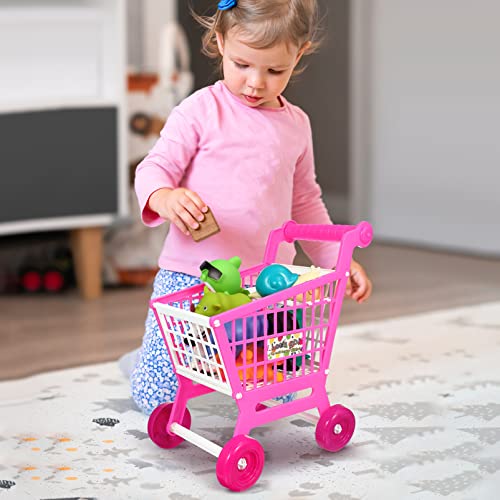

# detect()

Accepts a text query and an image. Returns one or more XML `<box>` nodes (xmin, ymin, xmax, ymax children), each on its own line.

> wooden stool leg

<box><xmin>70</xmin><ymin>227</ymin><xmax>103</xmax><ymax>300</ymax></box>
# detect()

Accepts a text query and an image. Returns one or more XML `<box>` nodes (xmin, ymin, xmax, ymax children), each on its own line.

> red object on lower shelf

<box><xmin>21</xmin><ymin>270</ymin><xmax>42</xmax><ymax>292</ymax></box>
<box><xmin>43</xmin><ymin>270</ymin><xmax>65</xmax><ymax>292</ymax></box>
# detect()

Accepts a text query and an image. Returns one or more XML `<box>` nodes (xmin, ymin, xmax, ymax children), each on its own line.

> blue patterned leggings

<box><xmin>131</xmin><ymin>269</ymin><xmax>200</xmax><ymax>414</ymax></box>
<box><xmin>131</xmin><ymin>268</ymin><xmax>295</xmax><ymax>415</ymax></box>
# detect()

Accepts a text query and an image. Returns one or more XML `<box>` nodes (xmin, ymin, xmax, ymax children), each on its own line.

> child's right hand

<box><xmin>148</xmin><ymin>187</ymin><xmax>208</xmax><ymax>236</ymax></box>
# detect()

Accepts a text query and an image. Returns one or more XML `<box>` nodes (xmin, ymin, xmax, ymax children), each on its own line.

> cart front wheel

<box><xmin>216</xmin><ymin>435</ymin><xmax>265</xmax><ymax>492</ymax></box>
<box><xmin>316</xmin><ymin>404</ymin><xmax>355</xmax><ymax>452</ymax></box>
<box><xmin>148</xmin><ymin>403</ymin><xmax>191</xmax><ymax>449</ymax></box>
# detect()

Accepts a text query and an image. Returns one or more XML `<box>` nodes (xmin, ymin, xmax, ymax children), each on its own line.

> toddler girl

<box><xmin>129</xmin><ymin>0</ymin><xmax>372</xmax><ymax>414</ymax></box>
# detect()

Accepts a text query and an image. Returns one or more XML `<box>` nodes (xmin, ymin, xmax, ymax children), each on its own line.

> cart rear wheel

<box><xmin>315</xmin><ymin>404</ymin><xmax>355</xmax><ymax>452</ymax></box>
<box><xmin>148</xmin><ymin>403</ymin><xmax>191</xmax><ymax>449</ymax></box>
<box><xmin>216</xmin><ymin>435</ymin><xmax>265</xmax><ymax>492</ymax></box>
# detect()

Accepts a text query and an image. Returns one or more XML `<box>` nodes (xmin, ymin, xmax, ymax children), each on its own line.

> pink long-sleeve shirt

<box><xmin>135</xmin><ymin>80</ymin><xmax>339</xmax><ymax>276</ymax></box>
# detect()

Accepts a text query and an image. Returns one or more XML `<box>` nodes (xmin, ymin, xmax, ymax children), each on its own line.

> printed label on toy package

<box><xmin>267</xmin><ymin>333</ymin><xmax>303</xmax><ymax>361</ymax></box>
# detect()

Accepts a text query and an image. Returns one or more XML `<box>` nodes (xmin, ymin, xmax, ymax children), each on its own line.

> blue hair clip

<box><xmin>218</xmin><ymin>0</ymin><xmax>237</xmax><ymax>11</ymax></box>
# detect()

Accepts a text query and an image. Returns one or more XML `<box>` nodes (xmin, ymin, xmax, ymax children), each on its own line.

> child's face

<box><xmin>216</xmin><ymin>30</ymin><xmax>306</xmax><ymax>109</ymax></box>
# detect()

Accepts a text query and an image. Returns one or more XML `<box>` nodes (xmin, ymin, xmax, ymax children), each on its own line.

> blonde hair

<box><xmin>193</xmin><ymin>0</ymin><xmax>321</xmax><ymax>74</ymax></box>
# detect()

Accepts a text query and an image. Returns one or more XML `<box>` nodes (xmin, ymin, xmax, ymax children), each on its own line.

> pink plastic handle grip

<box><xmin>282</xmin><ymin>221</ymin><xmax>349</xmax><ymax>243</ymax></box>
<box><xmin>283</xmin><ymin>220</ymin><xmax>372</xmax><ymax>246</ymax></box>
<box><xmin>263</xmin><ymin>220</ymin><xmax>373</xmax><ymax>264</ymax></box>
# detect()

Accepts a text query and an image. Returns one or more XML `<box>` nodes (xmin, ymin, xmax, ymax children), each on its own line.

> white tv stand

<box><xmin>0</xmin><ymin>0</ymin><xmax>127</xmax><ymax>299</ymax></box>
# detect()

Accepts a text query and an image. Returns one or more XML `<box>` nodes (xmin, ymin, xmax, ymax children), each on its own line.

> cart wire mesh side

<box><xmin>152</xmin><ymin>265</ymin><xmax>341</xmax><ymax>397</ymax></box>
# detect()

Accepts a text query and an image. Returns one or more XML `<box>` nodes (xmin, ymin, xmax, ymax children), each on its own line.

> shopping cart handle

<box><xmin>263</xmin><ymin>220</ymin><xmax>373</xmax><ymax>264</ymax></box>
<box><xmin>283</xmin><ymin>220</ymin><xmax>372</xmax><ymax>246</ymax></box>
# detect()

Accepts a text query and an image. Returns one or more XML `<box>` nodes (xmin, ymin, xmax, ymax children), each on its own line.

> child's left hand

<box><xmin>345</xmin><ymin>259</ymin><xmax>372</xmax><ymax>303</ymax></box>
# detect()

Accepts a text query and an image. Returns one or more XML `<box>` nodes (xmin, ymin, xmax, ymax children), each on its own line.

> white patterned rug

<box><xmin>1</xmin><ymin>302</ymin><xmax>499</xmax><ymax>500</ymax></box>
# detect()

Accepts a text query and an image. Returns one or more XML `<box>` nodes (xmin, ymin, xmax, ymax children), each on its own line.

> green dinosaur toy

<box><xmin>195</xmin><ymin>290</ymin><xmax>251</xmax><ymax>316</ymax></box>
<box><xmin>199</xmin><ymin>256</ymin><xmax>249</xmax><ymax>295</ymax></box>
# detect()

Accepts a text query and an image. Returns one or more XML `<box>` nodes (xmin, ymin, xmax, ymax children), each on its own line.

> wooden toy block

<box><xmin>188</xmin><ymin>207</ymin><xmax>220</xmax><ymax>242</ymax></box>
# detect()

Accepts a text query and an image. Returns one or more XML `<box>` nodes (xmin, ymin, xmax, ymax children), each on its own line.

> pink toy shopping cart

<box><xmin>148</xmin><ymin>220</ymin><xmax>373</xmax><ymax>491</ymax></box>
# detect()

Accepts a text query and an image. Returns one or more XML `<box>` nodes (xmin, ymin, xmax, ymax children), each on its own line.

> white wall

<box><xmin>142</xmin><ymin>0</ymin><xmax>177</xmax><ymax>72</ymax></box>
<box><xmin>127</xmin><ymin>0</ymin><xmax>176</xmax><ymax>72</ymax></box>
<box><xmin>354</xmin><ymin>0</ymin><xmax>500</xmax><ymax>255</ymax></box>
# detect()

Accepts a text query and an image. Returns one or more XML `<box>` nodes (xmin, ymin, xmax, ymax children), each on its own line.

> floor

<box><xmin>4</xmin><ymin>301</ymin><xmax>499</xmax><ymax>498</ymax></box>
<box><xmin>1</xmin><ymin>242</ymin><xmax>499</xmax><ymax>381</ymax></box>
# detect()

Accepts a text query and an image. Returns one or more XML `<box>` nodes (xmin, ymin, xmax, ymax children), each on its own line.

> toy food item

<box><xmin>255</xmin><ymin>264</ymin><xmax>325</xmax><ymax>302</ymax></box>
<box><xmin>189</xmin><ymin>300</ymin><xmax>303</xmax><ymax>359</ymax></box>
<box><xmin>237</xmin><ymin>345</ymin><xmax>284</xmax><ymax>384</ymax></box>
<box><xmin>188</xmin><ymin>206</ymin><xmax>220</xmax><ymax>242</ymax></box>
<box><xmin>224</xmin><ymin>316</ymin><xmax>266</xmax><ymax>357</ymax></box>
<box><xmin>223</xmin><ymin>310</ymin><xmax>299</xmax><ymax>358</ymax></box>
<box><xmin>293</xmin><ymin>266</ymin><xmax>323</xmax><ymax>302</ymax></box>
<box><xmin>225</xmin><ymin>310</ymin><xmax>301</xmax><ymax>360</ymax></box>
<box><xmin>266</xmin><ymin>309</ymin><xmax>305</xmax><ymax>371</ymax></box>
<box><xmin>200</xmin><ymin>256</ymin><xmax>249</xmax><ymax>295</ymax></box>
<box><xmin>215</xmin><ymin>345</ymin><xmax>284</xmax><ymax>384</ymax></box>
<box><xmin>185</xmin><ymin>314</ymin><xmax>266</xmax><ymax>358</ymax></box>
<box><xmin>195</xmin><ymin>290</ymin><xmax>251</xmax><ymax>316</ymax></box>
<box><xmin>255</xmin><ymin>264</ymin><xmax>299</xmax><ymax>297</ymax></box>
